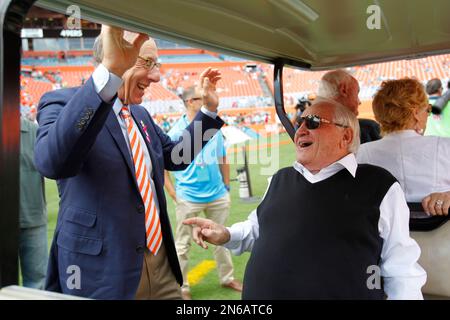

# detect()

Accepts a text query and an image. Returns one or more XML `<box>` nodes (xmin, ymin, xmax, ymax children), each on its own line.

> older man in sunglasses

<box><xmin>184</xmin><ymin>99</ymin><xmax>426</xmax><ymax>300</ymax></box>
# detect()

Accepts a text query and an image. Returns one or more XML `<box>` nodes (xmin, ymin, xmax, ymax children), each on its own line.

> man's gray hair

<box><xmin>318</xmin><ymin>69</ymin><xmax>354</xmax><ymax>99</ymax></box>
<box><xmin>92</xmin><ymin>36</ymin><xmax>103</xmax><ymax>66</ymax></box>
<box><xmin>312</xmin><ymin>97</ymin><xmax>360</xmax><ymax>153</ymax></box>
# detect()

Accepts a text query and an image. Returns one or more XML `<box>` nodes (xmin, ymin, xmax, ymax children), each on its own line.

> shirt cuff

<box><xmin>200</xmin><ymin>106</ymin><xmax>217</xmax><ymax>119</ymax></box>
<box><xmin>223</xmin><ymin>226</ymin><xmax>241</xmax><ymax>250</ymax></box>
<box><xmin>92</xmin><ymin>64</ymin><xmax>123</xmax><ymax>103</ymax></box>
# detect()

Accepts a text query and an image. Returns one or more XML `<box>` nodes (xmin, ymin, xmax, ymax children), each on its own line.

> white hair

<box><xmin>311</xmin><ymin>97</ymin><xmax>360</xmax><ymax>153</ymax></box>
<box><xmin>317</xmin><ymin>69</ymin><xmax>354</xmax><ymax>99</ymax></box>
<box><xmin>92</xmin><ymin>35</ymin><xmax>102</xmax><ymax>67</ymax></box>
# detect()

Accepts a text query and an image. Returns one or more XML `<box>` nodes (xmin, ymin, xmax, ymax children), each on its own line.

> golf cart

<box><xmin>1</xmin><ymin>0</ymin><xmax>449</xmax><ymax>297</ymax></box>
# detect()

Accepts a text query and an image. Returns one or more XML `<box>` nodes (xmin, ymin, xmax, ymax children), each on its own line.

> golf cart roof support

<box><xmin>0</xmin><ymin>0</ymin><xmax>36</xmax><ymax>288</ymax></box>
<box><xmin>274</xmin><ymin>60</ymin><xmax>296</xmax><ymax>142</ymax></box>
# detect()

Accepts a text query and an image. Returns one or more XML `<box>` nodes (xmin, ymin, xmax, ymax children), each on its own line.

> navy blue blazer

<box><xmin>34</xmin><ymin>78</ymin><xmax>224</xmax><ymax>299</ymax></box>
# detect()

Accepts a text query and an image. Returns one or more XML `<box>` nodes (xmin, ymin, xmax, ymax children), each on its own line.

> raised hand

<box><xmin>183</xmin><ymin>217</ymin><xmax>230</xmax><ymax>249</ymax></box>
<box><xmin>198</xmin><ymin>67</ymin><xmax>221</xmax><ymax>113</ymax></box>
<box><xmin>101</xmin><ymin>25</ymin><xmax>149</xmax><ymax>77</ymax></box>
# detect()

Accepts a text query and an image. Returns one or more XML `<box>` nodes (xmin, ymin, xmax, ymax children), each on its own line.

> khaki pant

<box><xmin>135</xmin><ymin>240</ymin><xmax>182</xmax><ymax>300</ymax></box>
<box><xmin>175</xmin><ymin>193</ymin><xmax>234</xmax><ymax>291</ymax></box>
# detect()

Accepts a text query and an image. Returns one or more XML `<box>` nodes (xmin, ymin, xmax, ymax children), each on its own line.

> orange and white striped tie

<box><xmin>121</xmin><ymin>106</ymin><xmax>162</xmax><ymax>255</ymax></box>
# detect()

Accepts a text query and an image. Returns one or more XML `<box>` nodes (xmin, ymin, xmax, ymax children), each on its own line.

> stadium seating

<box><xmin>20</xmin><ymin>49</ymin><xmax>450</xmax><ymax>115</ymax></box>
<box><xmin>159</xmin><ymin>54</ymin><xmax>222</xmax><ymax>63</ymax></box>
<box><xmin>263</xmin><ymin>55</ymin><xmax>450</xmax><ymax>101</ymax></box>
<box><xmin>20</xmin><ymin>77</ymin><xmax>53</xmax><ymax>106</ymax></box>
<box><xmin>22</xmin><ymin>56</ymin><xmax>93</xmax><ymax>66</ymax></box>
<box><xmin>163</xmin><ymin>66</ymin><xmax>264</xmax><ymax>99</ymax></box>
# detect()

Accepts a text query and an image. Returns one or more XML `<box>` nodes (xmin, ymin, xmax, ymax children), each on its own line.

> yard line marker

<box><xmin>187</xmin><ymin>260</ymin><xmax>216</xmax><ymax>286</ymax></box>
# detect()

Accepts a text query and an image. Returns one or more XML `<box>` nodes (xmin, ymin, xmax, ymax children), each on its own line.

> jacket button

<box><xmin>137</xmin><ymin>204</ymin><xmax>145</xmax><ymax>214</ymax></box>
<box><xmin>136</xmin><ymin>246</ymin><xmax>144</xmax><ymax>254</ymax></box>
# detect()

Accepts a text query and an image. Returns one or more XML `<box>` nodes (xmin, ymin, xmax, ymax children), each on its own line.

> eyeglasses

<box><xmin>296</xmin><ymin>114</ymin><xmax>348</xmax><ymax>130</ymax></box>
<box><xmin>137</xmin><ymin>55</ymin><xmax>161</xmax><ymax>71</ymax></box>
<box><xmin>184</xmin><ymin>97</ymin><xmax>202</xmax><ymax>103</ymax></box>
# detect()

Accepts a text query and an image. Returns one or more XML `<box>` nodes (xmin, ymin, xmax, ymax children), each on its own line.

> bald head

<box><xmin>139</xmin><ymin>38</ymin><xmax>157</xmax><ymax>57</ymax></box>
<box><xmin>318</xmin><ymin>70</ymin><xmax>361</xmax><ymax>115</ymax></box>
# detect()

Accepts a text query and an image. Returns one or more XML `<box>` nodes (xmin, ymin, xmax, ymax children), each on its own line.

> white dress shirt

<box><xmin>90</xmin><ymin>64</ymin><xmax>217</xmax><ymax>214</ymax></box>
<box><xmin>224</xmin><ymin>153</ymin><xmax>427</xmax><ymax>299</ymax></box>
<box><xmin>356</xmin><ymin>130</ymin><xmax>450</xmax><ymax>202</ymax></box>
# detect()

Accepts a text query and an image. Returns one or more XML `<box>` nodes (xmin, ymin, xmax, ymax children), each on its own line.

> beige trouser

<box><xmin>175</xmin><ymin>193</ymin><xmax>234</xmax><ymax>291</ymax></box>
<box><xmin>135</xmin><ymin>240</ymin><xmax>182</xmax><ymax>300</ymax></box>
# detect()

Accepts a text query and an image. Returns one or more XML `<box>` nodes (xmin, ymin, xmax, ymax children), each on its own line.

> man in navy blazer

<box><xmin>34</xmin><ymin>26</ymin><xmax>224</xmax><ymax>299</ymax></box>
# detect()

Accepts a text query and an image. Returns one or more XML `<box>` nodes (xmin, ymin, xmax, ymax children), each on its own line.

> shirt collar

<box><xmin>293</xmin><ymin>153</ymin><xmax>357</xmax><ymax>179</ymax></box>
<box><xmin>181</xmin><ymin>113</ymin><xmax>190</xmax><ymax>125</ymax></box>
<box><xmin>113</xmin><ymin>98</ymin><xmax>124</xmax><ymax>117</ymax></box>
<box><xmin>384</xmin><ymin>130</ymin><xmax>420</xmax><ymax>139</ymax></box>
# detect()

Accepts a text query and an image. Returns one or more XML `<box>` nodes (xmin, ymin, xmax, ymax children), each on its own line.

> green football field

<box><xmin>44</xmin><ymin>132</ymin><xmax>295</xmax><ymax>300</ymax></box>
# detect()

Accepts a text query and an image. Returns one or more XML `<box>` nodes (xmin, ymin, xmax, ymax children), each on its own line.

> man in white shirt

<box><xmin>185</xmin><ymin>99</ymin><xmax>426</xmax><ymax>299</ymax></box>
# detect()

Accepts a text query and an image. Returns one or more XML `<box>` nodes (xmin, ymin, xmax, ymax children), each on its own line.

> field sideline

<box><xmin>44</xmin><ymin>132</ymin><xmax>295</xmax><ymax>300</ymax></box>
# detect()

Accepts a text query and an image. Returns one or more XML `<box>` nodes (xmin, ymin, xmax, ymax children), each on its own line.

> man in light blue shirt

<box><xmin>164</xmin><ymin>86</ymin><xmax>242</xmax><ymax>299</ymax></box>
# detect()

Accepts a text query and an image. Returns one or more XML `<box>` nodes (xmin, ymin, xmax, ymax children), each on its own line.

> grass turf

<box><xmin>44</xmin><ymin>132</ymin><xmax>295</xmax><ymax>299</ymax></box>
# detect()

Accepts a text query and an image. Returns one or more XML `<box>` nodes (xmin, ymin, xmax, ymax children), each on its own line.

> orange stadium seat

<box><xmin>20</xmin><ymin>52</ymin><xmax>450</xmax><ymax>114</ymax></box>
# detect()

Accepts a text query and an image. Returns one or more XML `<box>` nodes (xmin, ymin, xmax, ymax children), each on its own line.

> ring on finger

<box><xmin>435</xmin><ymin>199</ymin><xmax>444</xmax><ymax>207</ymax></box>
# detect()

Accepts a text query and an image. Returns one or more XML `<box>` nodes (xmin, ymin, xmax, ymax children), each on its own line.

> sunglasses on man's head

<box><xmin>296</xmin><ymin>115</ymin><xmax>348</xmax><ymax>130</ymax></box>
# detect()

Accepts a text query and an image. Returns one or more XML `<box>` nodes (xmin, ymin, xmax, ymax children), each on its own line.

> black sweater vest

<box><xmin>242</xmin><ymin>164</ymin><xmax>397</xmax><ymax>300</ymax></box>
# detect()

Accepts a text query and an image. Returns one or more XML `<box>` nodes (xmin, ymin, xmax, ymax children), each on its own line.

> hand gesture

<box><xmin>183</xmin><ymin>217</ymin><xmax>230</xmax><ymax>249</ymax></box>
<box><xmin>198</xmin><ymin>68</ymin><xmax>221</xmax><ymax>113</ymax></box>
<box><xmin>101</xmin><ymin>25</ymin><xmax>149</xmax><ymax>77</ymax></box>
<box><xmin>422</xmin><ymin>191</ymin><xmax>450</xmax><ymax>216</ymax></box>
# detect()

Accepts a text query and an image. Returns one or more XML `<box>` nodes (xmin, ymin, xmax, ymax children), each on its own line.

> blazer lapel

<box><xmin>105</xmin><ymin>109</ymin><xmax>139</xmax><ymax>190</ymax></box>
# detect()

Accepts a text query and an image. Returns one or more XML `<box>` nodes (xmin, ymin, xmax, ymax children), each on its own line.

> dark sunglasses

<box><xmin>296</xmin><ymin>114</ymin><xmax>348</xmax><ymax>130</ymax></box>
